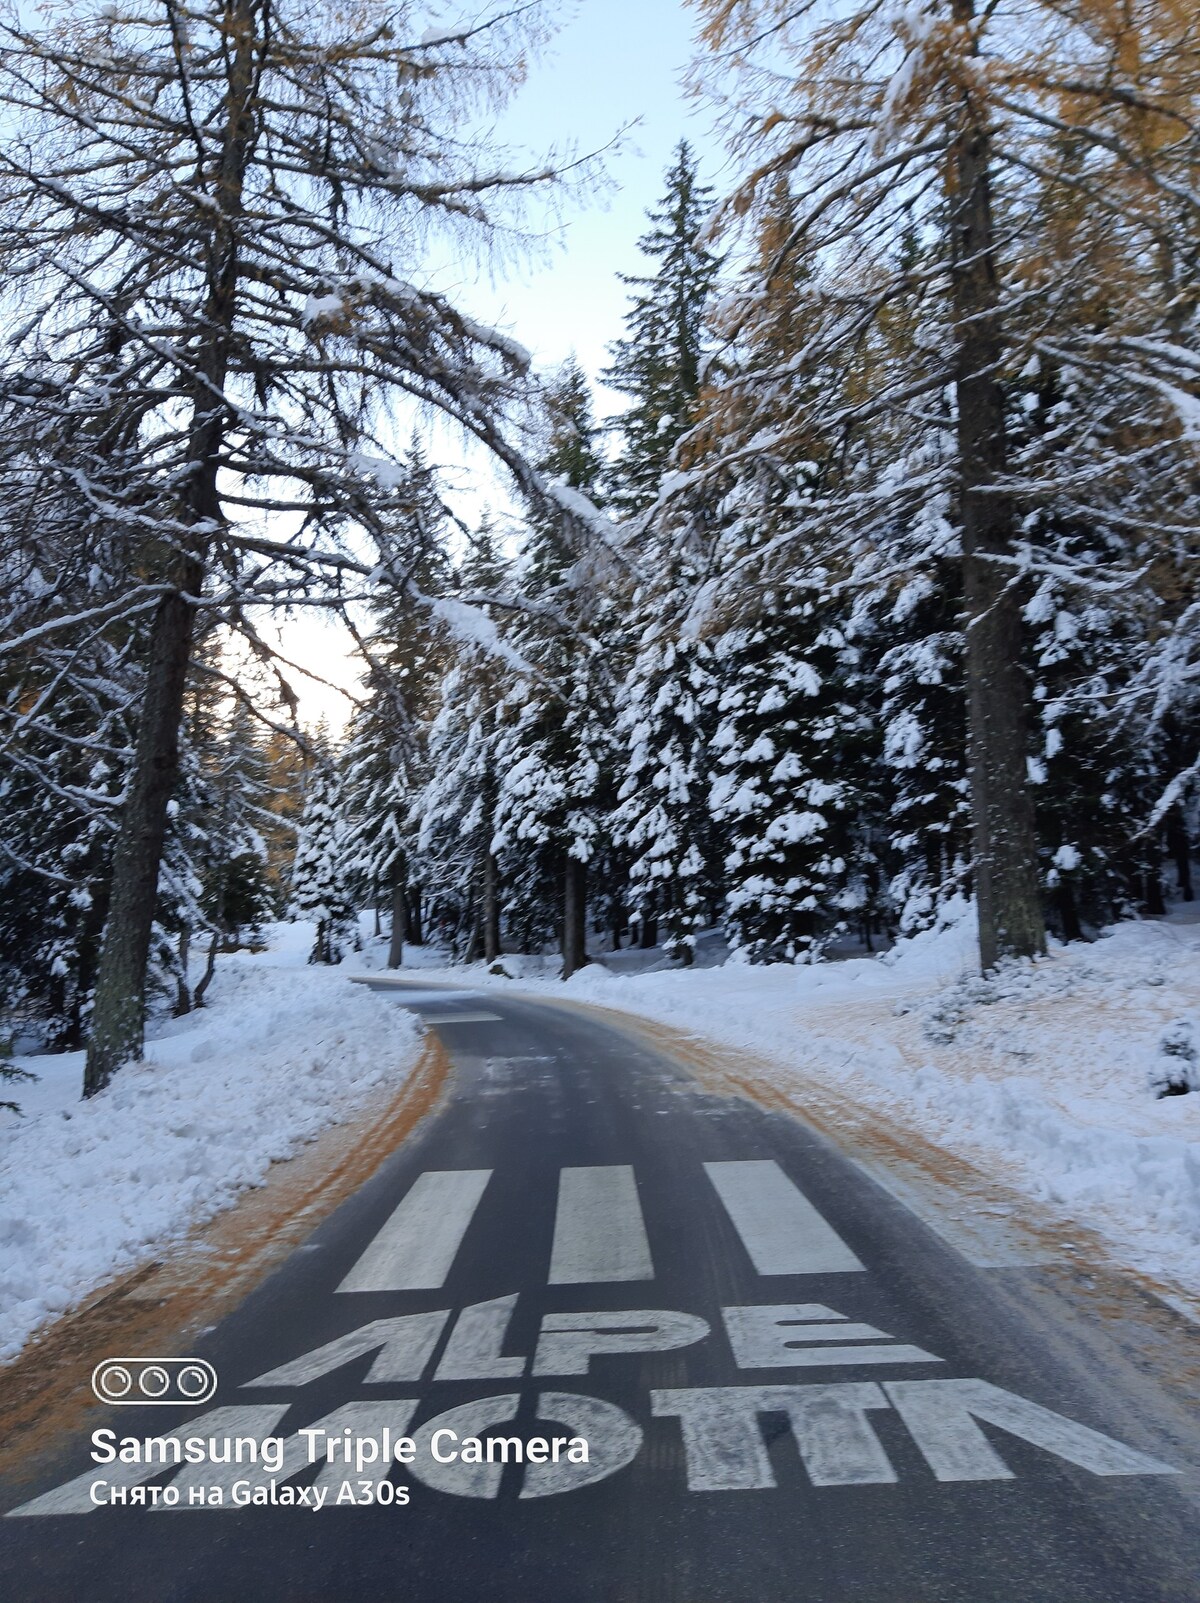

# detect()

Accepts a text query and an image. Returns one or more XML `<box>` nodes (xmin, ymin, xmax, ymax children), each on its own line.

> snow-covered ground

<box><xmin>414</xmin><ymin>905</ymin><xmax>1200</xmax><ymax>1307</ymax></box>
<box><xmin>0</xmin><ymin>922</ymin><xmax>423</xmax><ymax>1363</ymax></box>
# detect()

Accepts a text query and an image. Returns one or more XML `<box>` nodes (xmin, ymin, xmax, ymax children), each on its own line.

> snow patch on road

<box><xmin>0</xmin><ymin>929</ymin><xmax>423</xmax><ymax>1363</ymax></box>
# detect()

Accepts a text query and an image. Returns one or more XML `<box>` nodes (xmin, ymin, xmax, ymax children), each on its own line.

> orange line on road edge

<box><xmin>0</xmin><ymin>1036</ymin><xmax>452</xmax><ymax>1487</ymax></box>
<box><xmin>541</xmin><ymin>997</ymin><xmax>1200</xmax><ymax>1378</ymax></box>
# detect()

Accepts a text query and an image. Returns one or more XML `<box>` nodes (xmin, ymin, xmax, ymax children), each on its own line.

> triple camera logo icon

<box><xmin>91</xmin><ymin>1357</ymin><xmax>217</xmax><ymax>1407</ymax></box>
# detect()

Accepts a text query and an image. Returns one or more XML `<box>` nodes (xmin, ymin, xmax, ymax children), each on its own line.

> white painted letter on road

<box><xmin>534</xmin><ymin>1310</ymin><xmax>709</xmax><ymax>1376</ymax></box>
<box><xmin>885</xmin><ymin>1379</ymin><xmax>1179</xmax><ymax>1482</ymax></box>
<box><xmin>520</xmin><ymin>1393</ymin><xmax>643</xmax><ymax>1498</ymax></box>
<box><xmin>652</xmin><ymin>1384</ymin><xmax>895</xmax><ymax>1490</ymax></box>
<box><xmin>242</xmin><ymin>1312</ymin><xmax>449</xmax><ymax>1388</ymax></box>
<box><xmin>722</xmin><ymin>1303</ymin><xmax>941</xmax><ymax>1370</ymax></box>
<box><xmin>435</xmin><ymin>1296</ymin><xmax>527</xmax><ymax>1382</ymax></box>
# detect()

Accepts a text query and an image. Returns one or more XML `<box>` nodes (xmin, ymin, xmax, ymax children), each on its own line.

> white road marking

<box><xmin>652</xmin><ymin>1383</ymin><xmax>895</xmax><ymax>1489</ymax></box>
<box><xmin>884</xmin><ymin>1379</ymin><xmax>1179</xmax><ymax>1481</ymax></box>
<box><xmin>349</xmin><ymin>983</ymin><xmax>484</xmax><ymax>1003</ymax></box>
<box><xmin>337</xmin><ymin>1170</ymin><xmax>492</xmax><ymax>1293</ymax></box>
<box><xmin>309</xmin><ymin>1403</ymin><xmax>421</xmax><ymax>1491</ymax></box>
<box><xmin>408</xmin><ymin>1395</ymin><xmax>521</xmax><ymax>1499</ymax></box>
<box><xmin>704</xmin><ymin>1160</ymin><xmax>864</xmax><ymax>1275</ymax></box>
<box><xmin>243</xmin><ymin>1312</ymin><xmax>450</xmax><ymax>1387</ymax></box>
<box><xmin>521</xmin><ymin>1393</ymin><xmax>643</xmax><ymax>1499</ymax></box>
<box><xmin>5</xmin><ymin>1407</ymin><xmax>288</xmax><ymax>1516</ymax></box>
<box><xmin>164</xmin><ymin>1402</ymin><xmax>421</xmax><ymax>1504</ymax></box>
<box><xmin>548</xmin><ymin>1165</ymin><xmax>655</xmax><ymax>1284</ymax></box>
<box><xmin>722</xmin><ymin>1303</ymin><xmax>941</xmax><ymax>1369</ymax></box>
<box><xmin>425</xmin><ymin>1012</ymin><xmax>503</xmax><ymax>1023</ymax></box>
<box><xmin>435</xmin><ymin>1295</ymin><xmax>526</xmax><ymax>1381</ymax></box>
<box><xmin>533</xmin><ymin>1309</ymin><xmax>709</xmax><ymax>1376</ymax></box>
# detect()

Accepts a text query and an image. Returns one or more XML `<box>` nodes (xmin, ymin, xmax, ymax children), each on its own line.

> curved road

<box><xmin>3</xmin><ymin>981</ymin><xmax>1199</xmax><ymax>1601</ymax></box>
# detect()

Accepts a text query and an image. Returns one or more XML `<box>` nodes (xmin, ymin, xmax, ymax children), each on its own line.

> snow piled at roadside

<box><xmin>443</xmin><ymin>907</ymin><xmax>1200</xmax><ymax>1300</ymax></box>
<box><xmin>0</xmin><ymin>935</ymin><xmax>422</xmax><ymax>1362</ymax></box>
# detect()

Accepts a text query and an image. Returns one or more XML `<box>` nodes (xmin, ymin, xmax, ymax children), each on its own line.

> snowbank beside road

<box><xmin>0</xmin><ymin>933</ymin><xmax>423</xmax><ymax>1362</ymax></box>
<box><xmin>433</xmin><ymin>909</ymin><xmax>1200</xmax><ymax>1304</ymax></box>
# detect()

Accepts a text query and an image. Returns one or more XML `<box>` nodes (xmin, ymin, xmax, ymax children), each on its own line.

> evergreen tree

<box><xmin>415</xmin><ymin>521</ymin><xmax>513</xmax><ymax>962</ymax></box>
<box><xmin>290</xmin><ymin>748</ymin><xmax>356</xmax><ymax>965</ymax></box>
<box><xmin>493</xmin><ymin>361</ymin><xmax>615</xmax><ymax>975</ymax></box>
<box><xmin>342</xmin><ymin>440</ymin><xmax>453</xmax><ymax>963</ymax></box>
<box><xmin>613</xmin><ymin>617</ymin><xmax>722</xmax><ymax>961</ymax></box>
<box><xmin>604</xmin><ymin>142</ymin><xmax>722</xmax><ymax>515</ymax></box>
<box><xmin>710</xmin><ymin>571</ymin><xmax>876</xmax><ymax>963</ymax></box>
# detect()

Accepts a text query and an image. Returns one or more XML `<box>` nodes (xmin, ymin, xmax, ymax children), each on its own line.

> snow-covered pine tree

<box><xmin>342</xmin><ymin>441</ymin><xmax>454</xmax><ymax>963</ymax></box>
<box><xmin>612</xmin><ymin>603</ymin><xmax>722</xmax><ymax>961</ymax></box>
<box><xmin>635</xmin><ymin>175</ymin><xmax>889</xmax><ymax>962</ymax></box>
<box><xmin>709</xmin><ymin>564</ymin><xmax>876</xmax><ymax>963</ymax></box>
<box><xmin>199</xmin><ymin>703</ymin><xmax>274</xmax><ymax>951</ymax></box>
<box><xmin>341</xmin><ymin>697</ymin><xmax>418</xmax><ymax>965</ymax></box>
<box><xmin>868</xmin><ymin>540</ymin><xmax>971</xmax><ymax>938</ymax></box>
<box><xmin>0</xmin><ymin>454</ymin><xmax>139</xmax><ymax>1048</ymax></box>
<box><xmin>415</xmin><ymin>521</ymin><xmax>513</xmax><ymax>963</ymax></box>
<box><xmin>603</xmin><ymin>142</ymin><xmax>722</xmax><ymax>516</ymax></box>
<box><xmin>492</xmin><ymin>360</ymin><xmax>616</xmax><ymax>976</ymax></box>
<box><xmin>290</xmin><ymin>744</ymin><xmax>356</xmax><ymax>966</ymax></box>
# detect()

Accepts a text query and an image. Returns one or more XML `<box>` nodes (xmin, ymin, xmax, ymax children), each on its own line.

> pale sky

<box><xmin>280</xmin><ymin>0</ymin><xmax>727</xmax><ymax>733</ymax></box>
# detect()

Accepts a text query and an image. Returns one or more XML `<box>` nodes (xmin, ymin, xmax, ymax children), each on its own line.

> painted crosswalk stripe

<box><xmin>704</xmin><ymin>1160</ymin><xmax>864</xmax><ymax>1275</ymax></box>
<box><xmin>337</xmin><ymin>1169</ymin><xmax>492</xmax><ymax>1293</ymax></box>
<box><xmin>548</xmin><ymin>1165</ymin><xmax>655</xmax><ymax>1284</ymax></box>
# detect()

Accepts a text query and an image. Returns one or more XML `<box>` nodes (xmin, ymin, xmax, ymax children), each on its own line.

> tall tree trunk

<box><xmin>482</xmin><ymin>849</ymin><xmax>501</xmax><ymax>964</ymax></box>
<box><xmin>638</xmin><ymin>914</ymin><xmax>657</xmax><ymax>950</ymax></box>
<box><xmin>947</xmin><ymin>0</ymin><xmax>1046</xmax><ymax>972</ymax></box>
<box><xmin>175</xmin><ymin>927</ymin><xmax>192</xmax><ymax>1017</ymax></box>
<box><xmin>562</xmin><ymin>856</ymin><xmax>587</xmax><ymax>979</ymax></box>
<box><xmin>387</xmin><ymin>877</ymin><xmax>407</xmax><ymax>969</ymax></box>
<box><xmin>85</xmin><ymin>584</ymin><xmax>202</xmax><ymax>1095</ymax></box>
<box><xmin>1167</xmin><ymin>806</ymin><xmax>1194</xmax><ymax>902</ymax></box>
<box><xmin>83</xmin><ymin>0</ymin><xmax>260</xmax><ymax>1095</ymax></box>
<box><xmin>1056</xmin><ymin>879</ymin><xmax>1082</xmax><ymax>943</ymax></box>
<box><xmin>1144</xmin><ymin>866</ymin><xmax>1166</xmax><ymax>916</ymax></box>
<box><xmin>408</xmin><ymin>889</ymin><xmax>424</xmax><ymax>946</ymax></box>
<box><xmin>194</xmin><ymin>930</ymin><xmax>221</xmax><ymax>1008</ymax></box>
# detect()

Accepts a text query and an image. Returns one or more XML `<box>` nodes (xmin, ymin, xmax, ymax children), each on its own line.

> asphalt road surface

<box><xmin>3</xmin><ymin>981</ymin><xmax>1199</xmax><ymax>1602</ymax></box>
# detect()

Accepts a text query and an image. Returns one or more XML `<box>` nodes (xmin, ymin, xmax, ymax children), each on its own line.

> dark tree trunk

<box><xmin>947</xmin><ymin>0</ymin><xmax>1046</xmax><ymax>973</ymax></box>
<box><xmin>482</xmin><ymin>850</ymin><xmax>501</xmax><ymax>964</ymax></box>
<box><xmin>1167</xmin><ymin>807</ymin><xmax>1194</xmax><ymax>902</ymax></box>
<box><xmin>1144</xmin><ymin>867</ymin><xmax>1166</xmax><ymax>916</ymax></box>
<box><xmin>610</xmin><ymin>887</ymin><xmax>626</xmax><ymax>951</ymax></box>
<box><xmin>1057</xmin><ymin>879</ymin><xmax>1082</xmax><ymax>943</ymax></box>
<box><xmin>175</xmin><ymin>928</ymin><xmax>192</xmax><ymax>1016</ymax></box>
<box><xmin>638</xmin><ymin>915</ymin><xmax>657</xmax><ymax>950</ymax></box>
<box><xmin>387</xmin><ymin>878</ymin><xmax>407</xmax><ymax>969</ymax></box>
<box><xmin>194</xmin><ymin>930</ymin><xmax>220</xmax><ymax>1008</ymax></box>
<box><xmin>408</xmin><ymin>889</ymin><xmax>424</xmax><ymax>946</ymax></box>
<box><xmin>562</xmin><ymin>856</ymin><xmax>587</xmax><ymax>979</ymax></box>
<box><xmin>84</xmin><ymin>584</ymin><xmax>202</xmax><ymax>1095</ymax></box>
<box><xmin>83</xmin><ymin>0</ymin><xmax>259</xmax><ymax>1095</ymax></box>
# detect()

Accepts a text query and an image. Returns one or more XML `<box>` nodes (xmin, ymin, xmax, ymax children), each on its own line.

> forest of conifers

<box><xmin>2</xmin><ymin>1</ymin><xmax>1198</xmax><ymax>1100</ymax></box>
